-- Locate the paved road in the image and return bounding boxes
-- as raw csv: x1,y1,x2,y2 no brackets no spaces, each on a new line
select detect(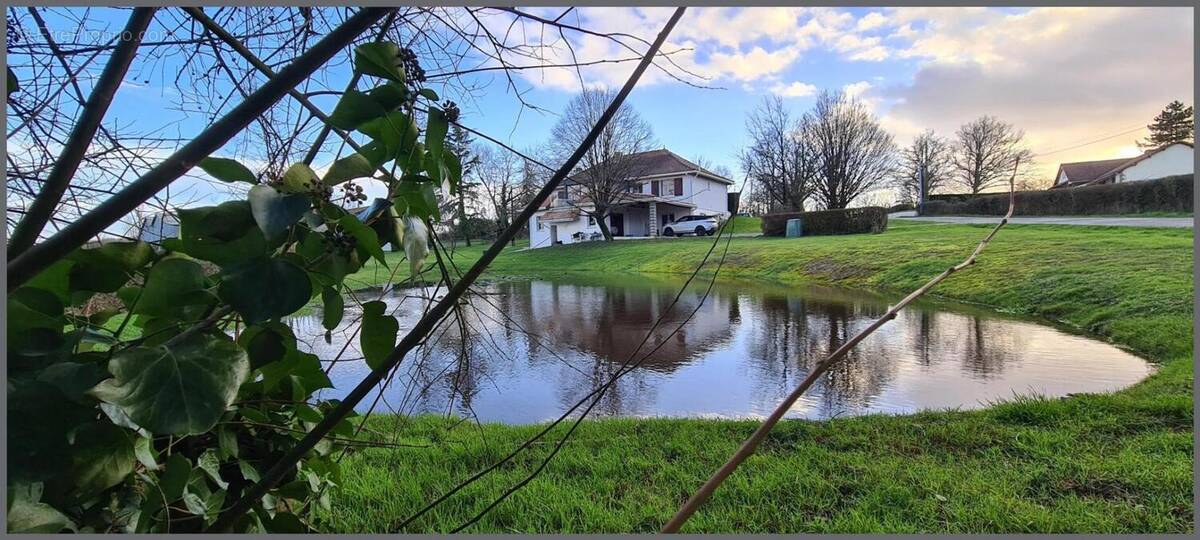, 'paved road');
889,211,1193,228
